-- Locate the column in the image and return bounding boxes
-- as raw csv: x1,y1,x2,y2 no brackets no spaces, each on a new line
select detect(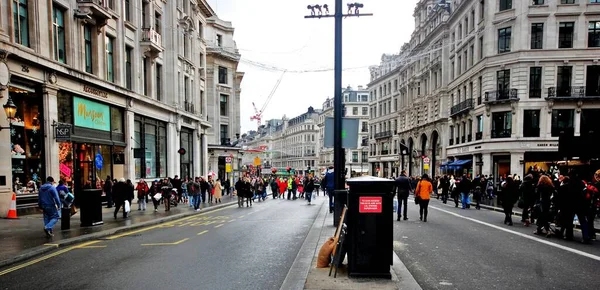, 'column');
574,109,581,136
201,133,208,176
0,88,11,218
42,85,59,181
125,110,135,180
481,153,492,177
472,154,478,176
168,121,178,178
193,125,201,178
511,152,524,177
